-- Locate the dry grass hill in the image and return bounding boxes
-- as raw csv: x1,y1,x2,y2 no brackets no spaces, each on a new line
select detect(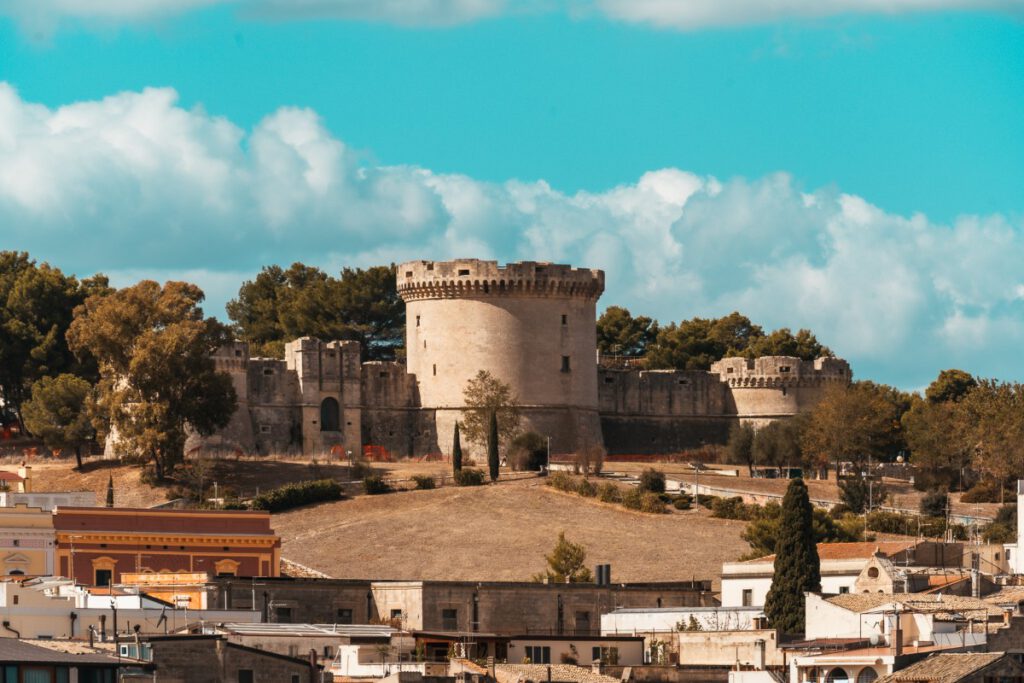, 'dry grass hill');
272,476,750,585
